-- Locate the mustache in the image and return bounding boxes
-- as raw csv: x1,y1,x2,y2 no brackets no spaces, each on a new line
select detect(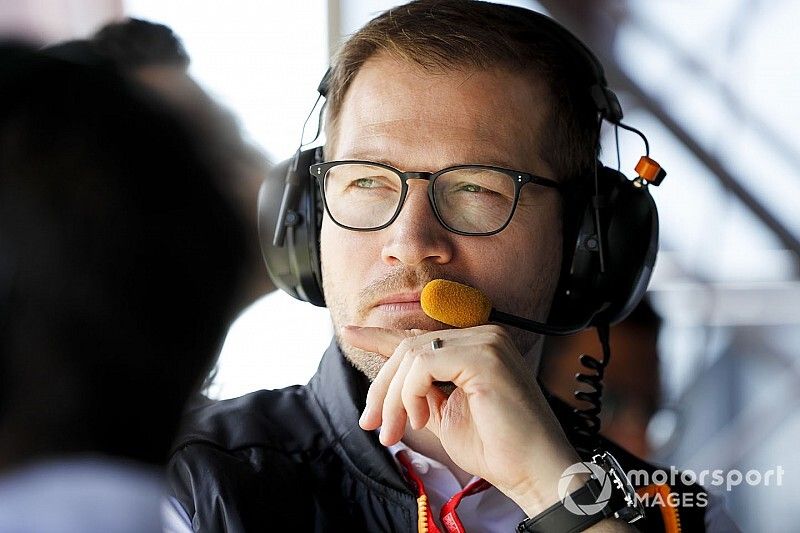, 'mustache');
356,265,472,317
